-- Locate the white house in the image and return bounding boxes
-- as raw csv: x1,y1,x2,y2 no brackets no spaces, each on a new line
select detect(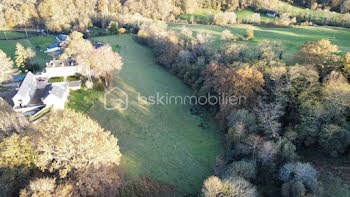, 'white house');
45,34,67,54
12,72,37,108
267,11,277,17
12,59,83,114
41,59,82,78
41,83,69,110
